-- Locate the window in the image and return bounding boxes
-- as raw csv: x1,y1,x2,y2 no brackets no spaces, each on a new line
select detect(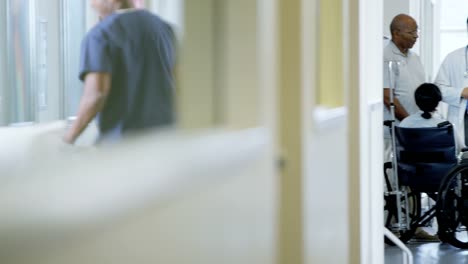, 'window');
61,0,86,118
438,0,467,63
0,0,86,124
5,0,35,123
